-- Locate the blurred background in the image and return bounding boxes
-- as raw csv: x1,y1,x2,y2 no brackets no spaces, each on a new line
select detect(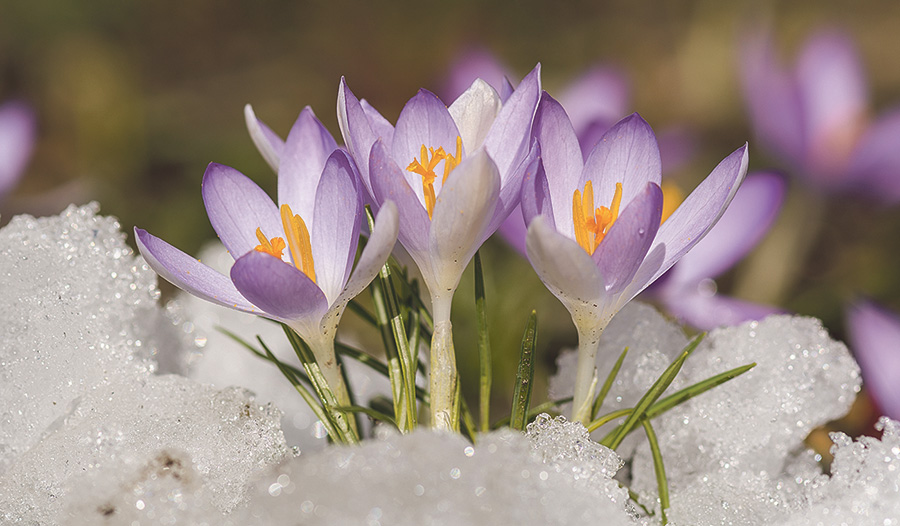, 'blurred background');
2,0,899,440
